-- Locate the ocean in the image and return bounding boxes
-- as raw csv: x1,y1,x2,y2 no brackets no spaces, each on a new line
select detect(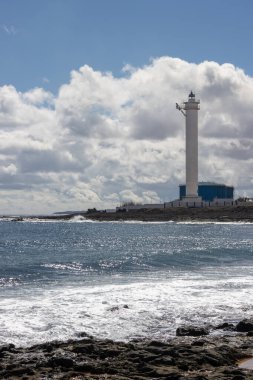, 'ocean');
0,217,252,347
